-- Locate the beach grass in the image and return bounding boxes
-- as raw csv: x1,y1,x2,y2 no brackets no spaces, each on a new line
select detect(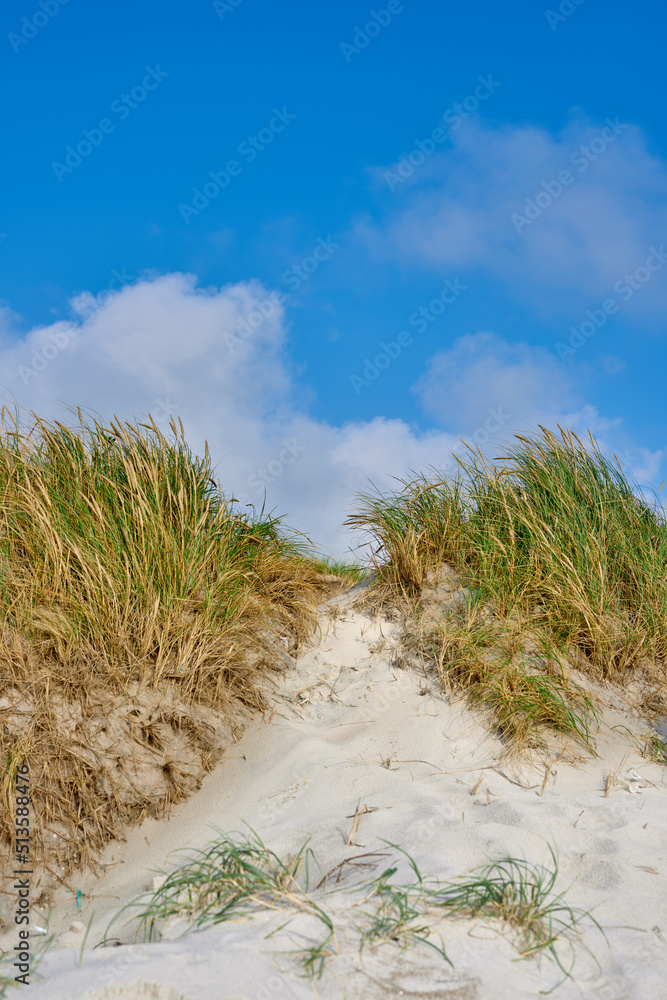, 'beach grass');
0,408,343,875
640,731,667,765
358,843,450,963
116,831,597,988
432,847,603,987
116,828,336,977
418,602,599,752
347,426,667,749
